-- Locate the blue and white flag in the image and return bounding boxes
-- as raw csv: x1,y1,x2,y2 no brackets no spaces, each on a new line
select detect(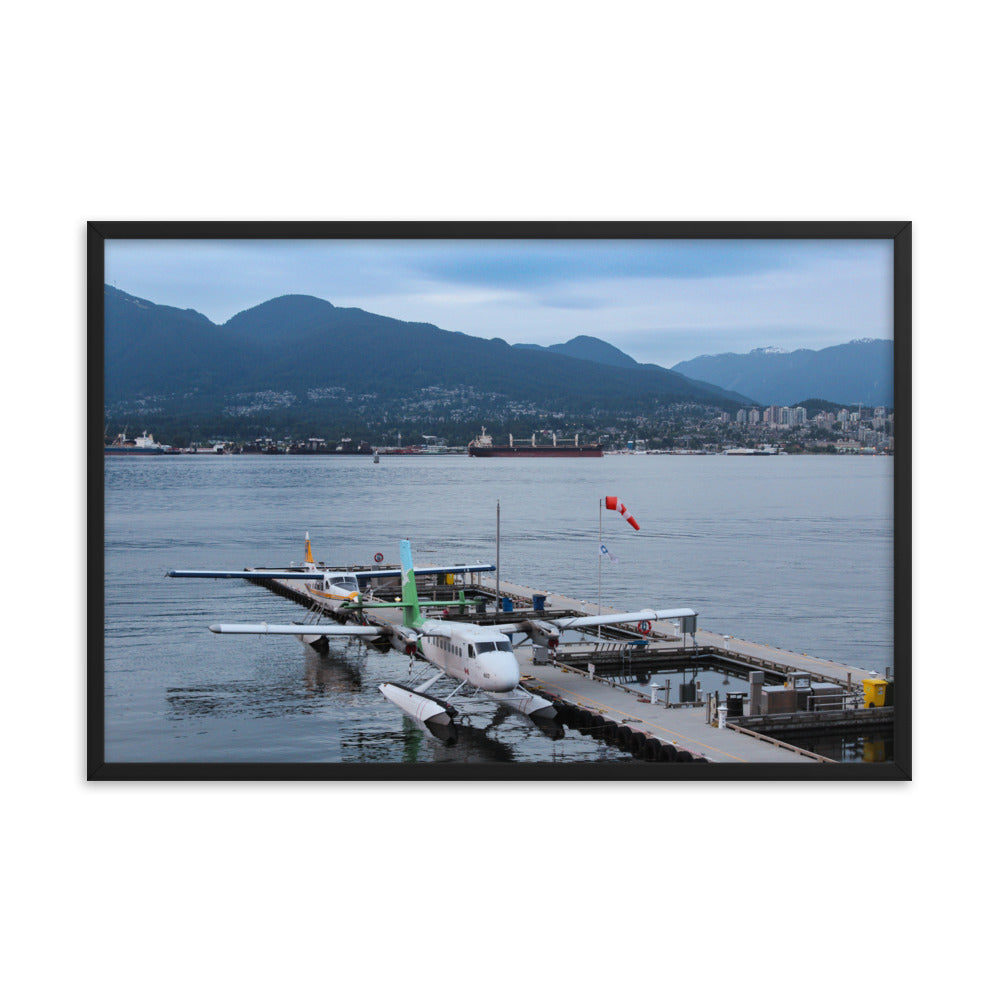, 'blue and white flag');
599,543,619,563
